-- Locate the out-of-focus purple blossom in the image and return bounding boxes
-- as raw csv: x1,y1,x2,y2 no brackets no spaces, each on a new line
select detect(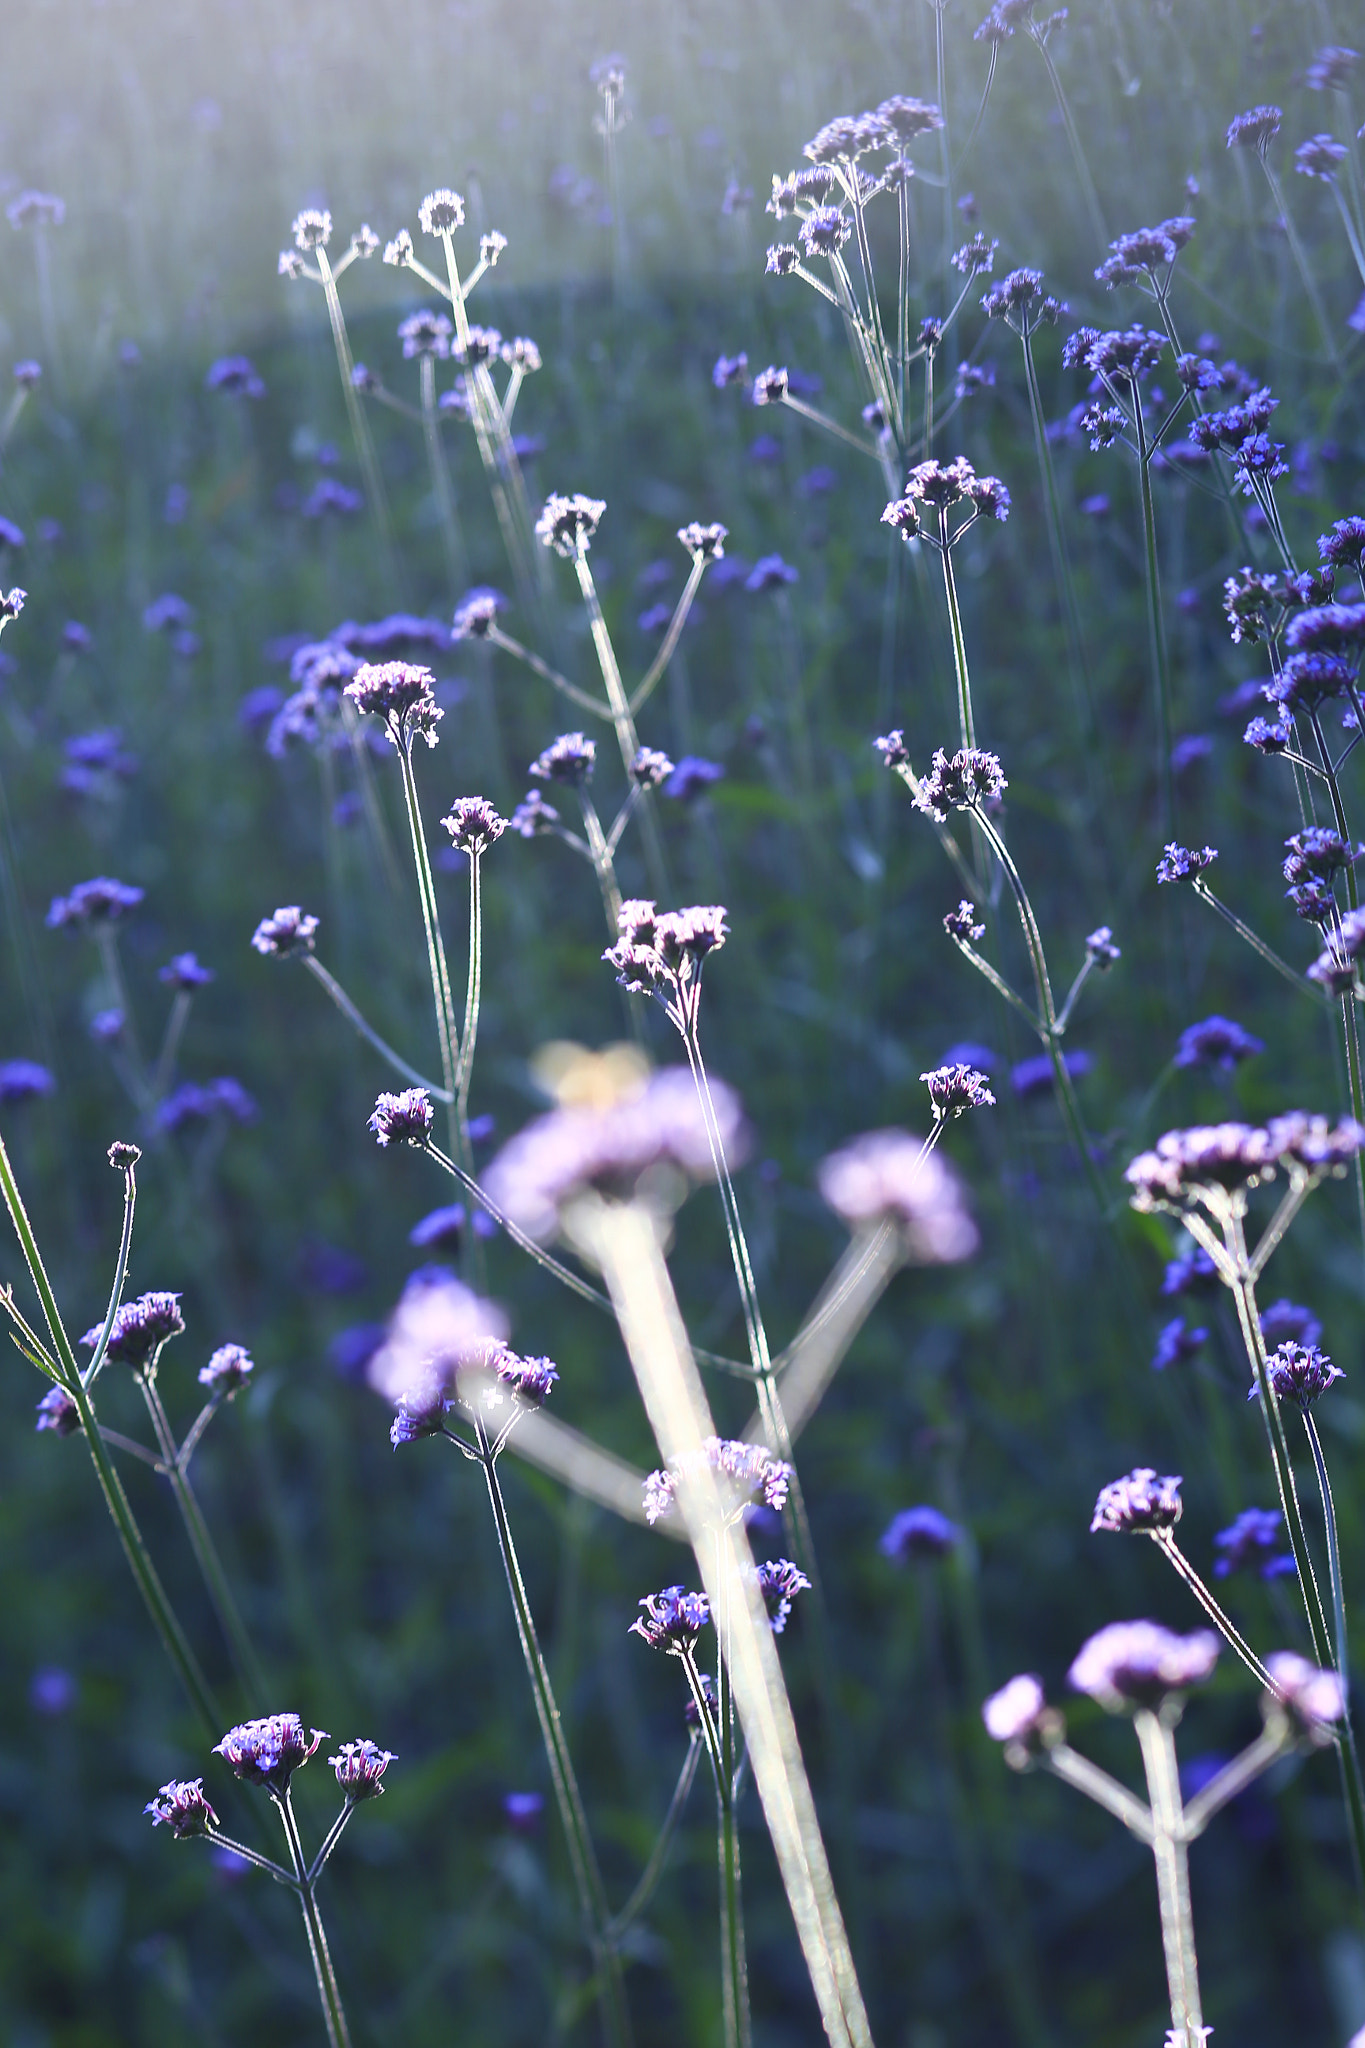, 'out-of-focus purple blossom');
1151,1317,1208,1371
943,901,986,944
6,192,65,230
1156,843,1217,884
744,554,798,593
1295,134,1348,179
1214,1508,1294,1580
630,1585,711,1651
1173,1016,1264,1070
1068,1619,1219,1711
982,1673,1050,1748
818,1129,978,1260
159,953,214,992
1162,1245,1218,1295
205,355,265,397
880,1505,961,1561
35,1386,80,1436
1308,46,1359,91
46,877,144,930
1085,926,1121,968
409,1204,466,1250
1259,1299,1322,1349
713,352,749,387
503,1790,544,1831
1091,1468,1182,1533
530,732,595,787
662,756,725,801
0,1059,54,1103
1011,1050,1092,1098
509,789,560,838
940,1040,998,1073
302,478,363,519
199,1344,254,1399
30,1665,77,1713
644,1438,791,1526
1265,1650,1345,1734
1226,105,1282,151
1171,735,1213,775
453,587,508,640
535,492,606,557
631,747,675,788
